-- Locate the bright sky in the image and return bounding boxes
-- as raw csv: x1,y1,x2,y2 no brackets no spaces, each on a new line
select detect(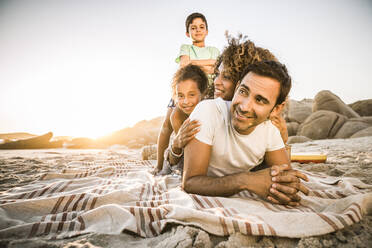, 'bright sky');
1,0,371,138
